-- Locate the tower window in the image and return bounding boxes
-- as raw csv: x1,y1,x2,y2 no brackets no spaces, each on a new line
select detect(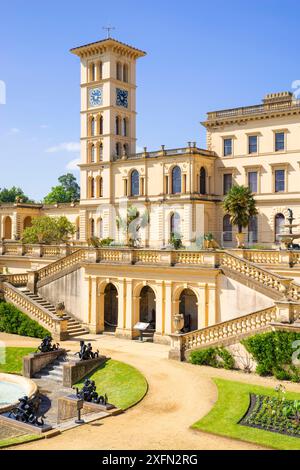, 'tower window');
123,64,129,83
99,177,103,197
91,144,96,163
200,167,206,194
171,166,181,194
131,170,140,196
123,117,128,137
99,143,103,161
99,115,103,135
91,117,96,136
117,62,122,81
116,142,121,158
115,116,121,135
